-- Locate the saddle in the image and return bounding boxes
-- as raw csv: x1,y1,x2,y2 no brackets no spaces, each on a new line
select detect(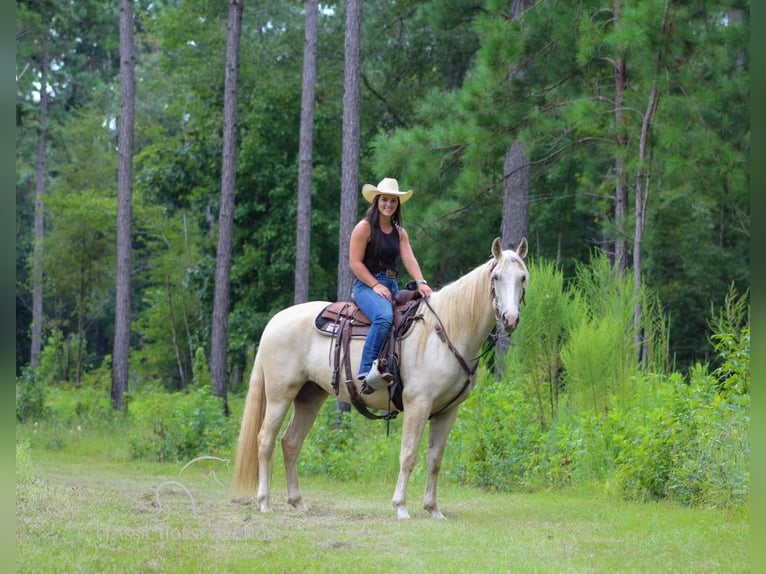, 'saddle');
313,289,424,419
